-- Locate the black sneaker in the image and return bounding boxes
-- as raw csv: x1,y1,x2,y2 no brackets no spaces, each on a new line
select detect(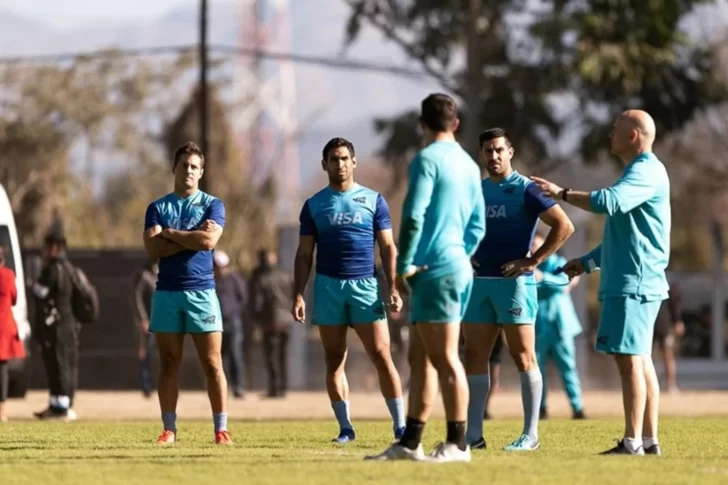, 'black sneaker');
469,437,487,450
572,409,587,420
600,440,645,455
33,406,68,420
539,408,548,420
644,444,662,456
